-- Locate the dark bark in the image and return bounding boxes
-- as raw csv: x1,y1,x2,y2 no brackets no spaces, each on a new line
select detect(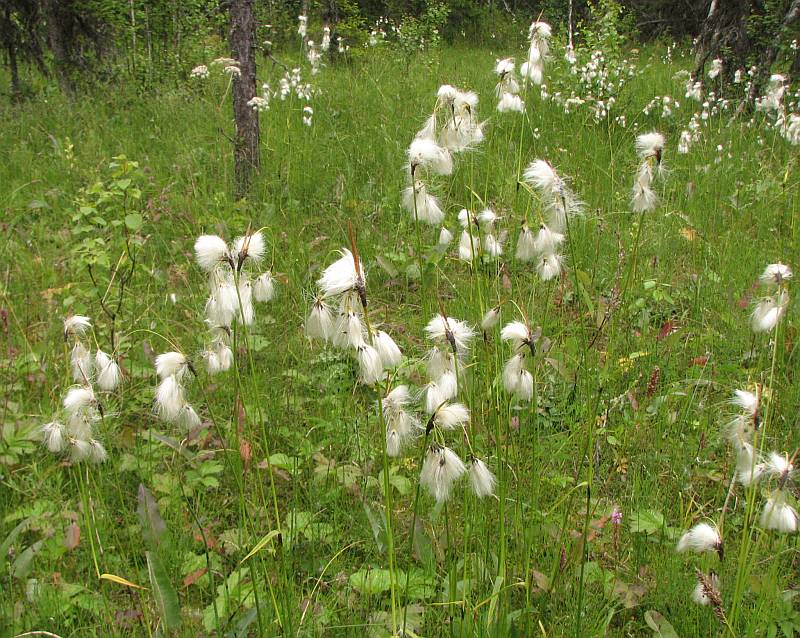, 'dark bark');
692,0,752,81
737,0,800,114
229,0,260,198
43,0,75,94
